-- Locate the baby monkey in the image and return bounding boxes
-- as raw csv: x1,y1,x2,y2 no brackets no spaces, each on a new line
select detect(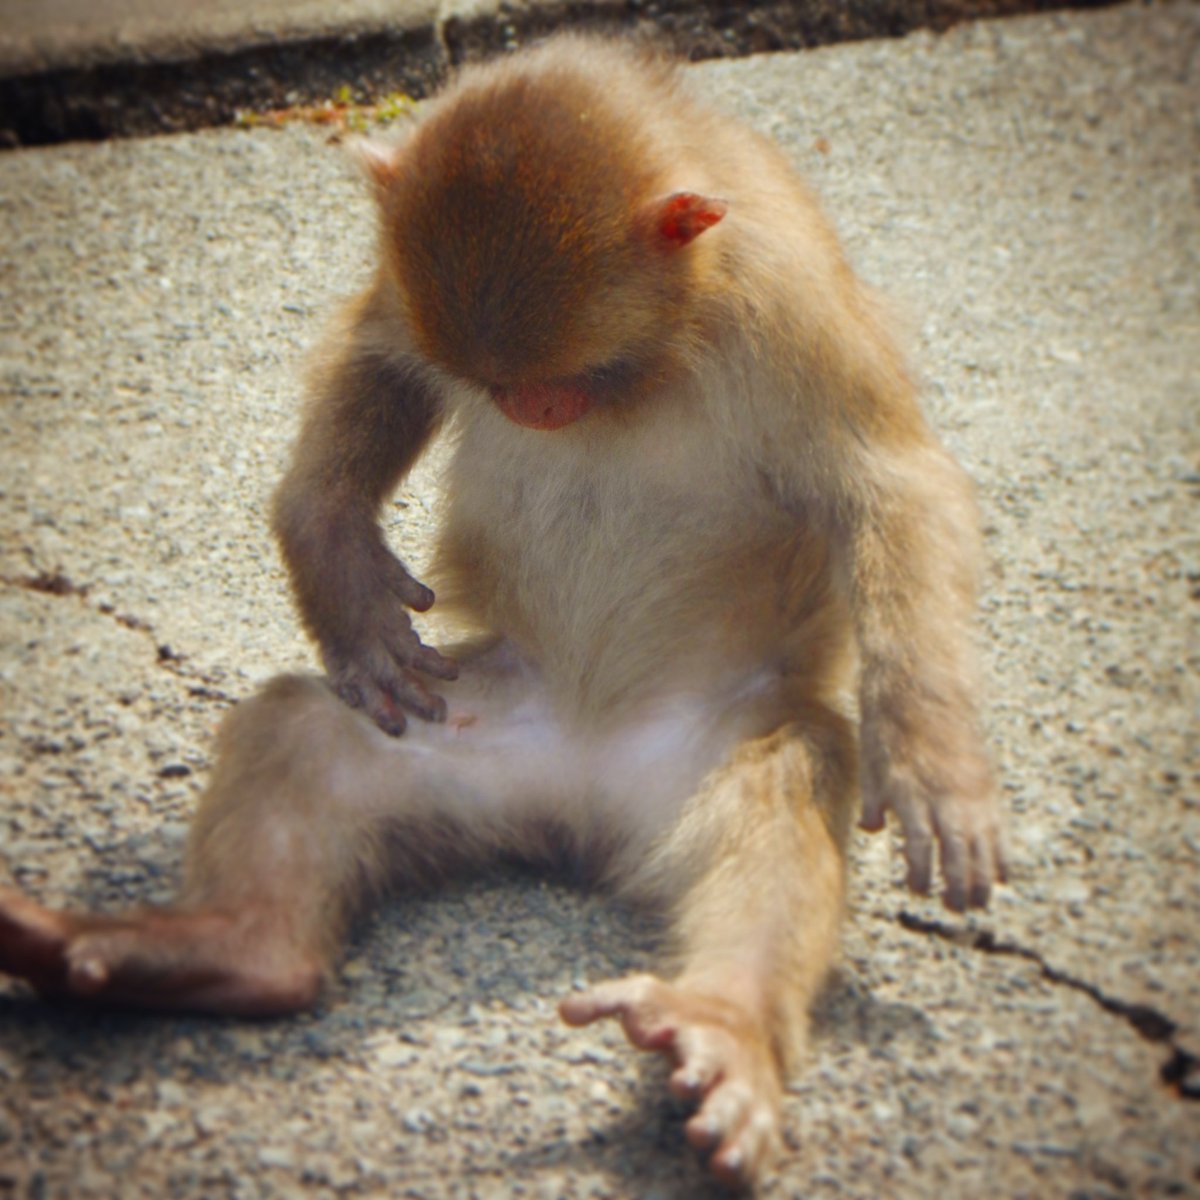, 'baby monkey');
0,36,1006,1189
